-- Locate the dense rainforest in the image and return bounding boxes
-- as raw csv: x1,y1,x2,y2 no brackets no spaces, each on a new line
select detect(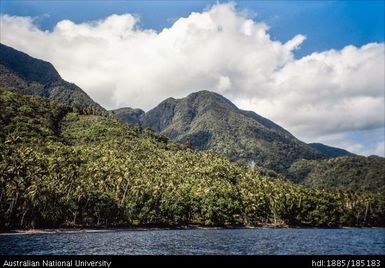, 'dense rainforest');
287,156,385,193
1,88,384,231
